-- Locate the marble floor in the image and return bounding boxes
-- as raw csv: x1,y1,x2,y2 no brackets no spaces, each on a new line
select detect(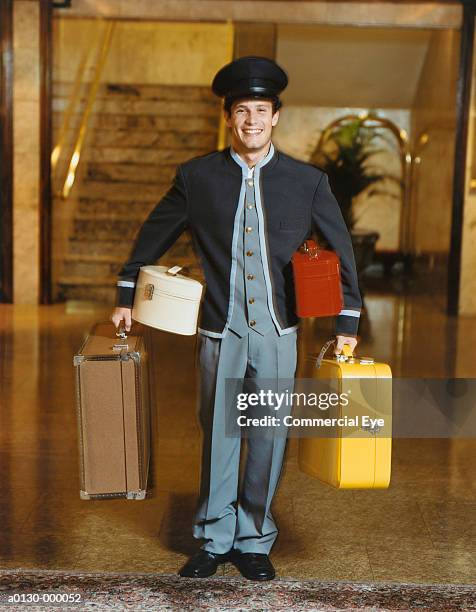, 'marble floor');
0,276,475,585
